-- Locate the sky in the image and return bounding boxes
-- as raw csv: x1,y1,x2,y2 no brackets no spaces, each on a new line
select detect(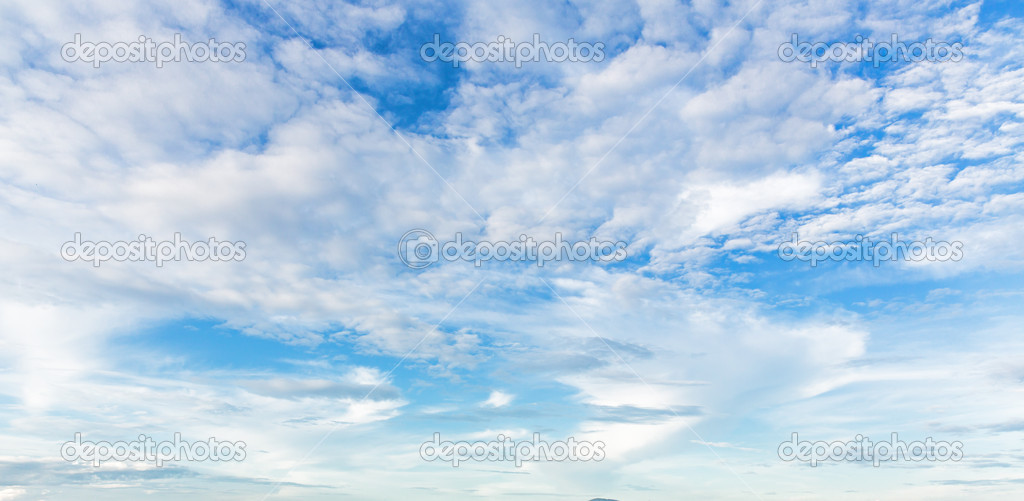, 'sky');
1,0,1023,499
